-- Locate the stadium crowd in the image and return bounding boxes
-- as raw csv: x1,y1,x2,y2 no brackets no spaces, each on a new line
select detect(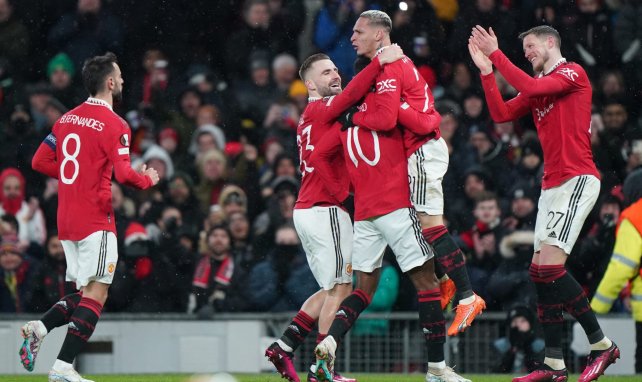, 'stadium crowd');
0,0,641,326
